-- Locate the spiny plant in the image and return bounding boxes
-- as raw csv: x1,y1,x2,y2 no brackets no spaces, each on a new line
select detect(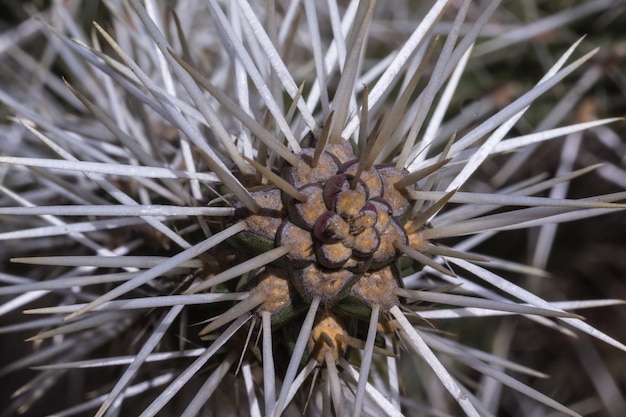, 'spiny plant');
1,1,625,416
